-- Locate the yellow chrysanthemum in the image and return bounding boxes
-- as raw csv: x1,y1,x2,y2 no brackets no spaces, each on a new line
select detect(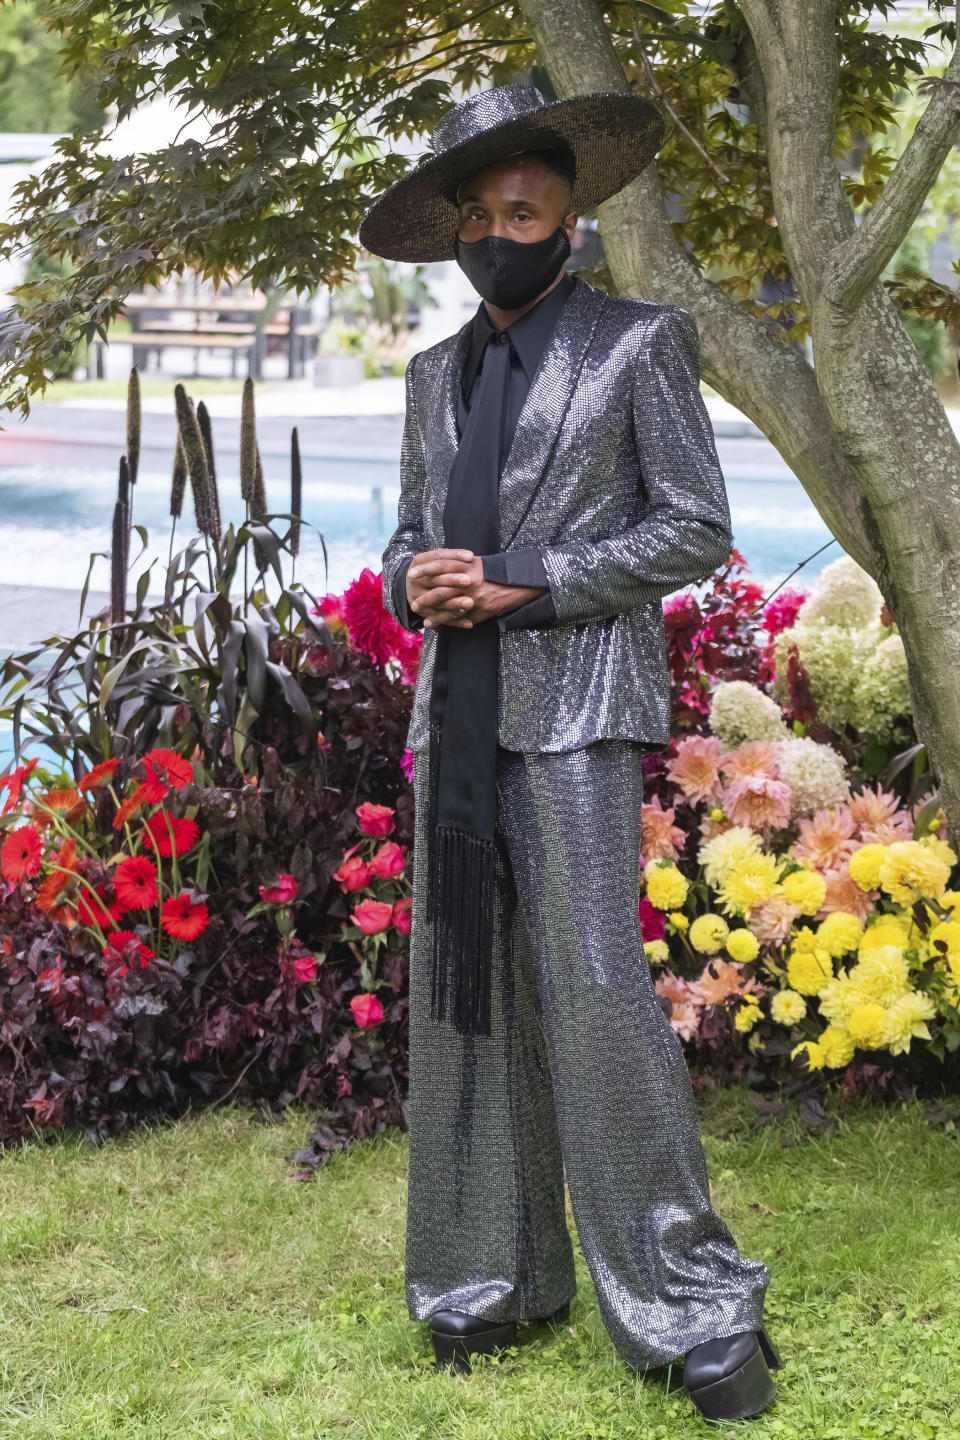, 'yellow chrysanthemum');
698,826,762,888
787,947,834,996
847,1001,889,1049
848,844,887,892
920,835,958,870
791,1038,824,1070
734,999,763,1034
817,974,871,1026
668,911,689,932
770,988,807,1025
645,939,670,965
726,928,760,965
816,911,864,958
689,913,730,955
928,920,960,958
884,990,937,1056
877,840,951,906
790,925,821,957
780,868,828,917
940,891,960,913
859,914,911,957
851,946,910,1006
817,1024,857,1069
718,853,782,917
646,863,690,911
